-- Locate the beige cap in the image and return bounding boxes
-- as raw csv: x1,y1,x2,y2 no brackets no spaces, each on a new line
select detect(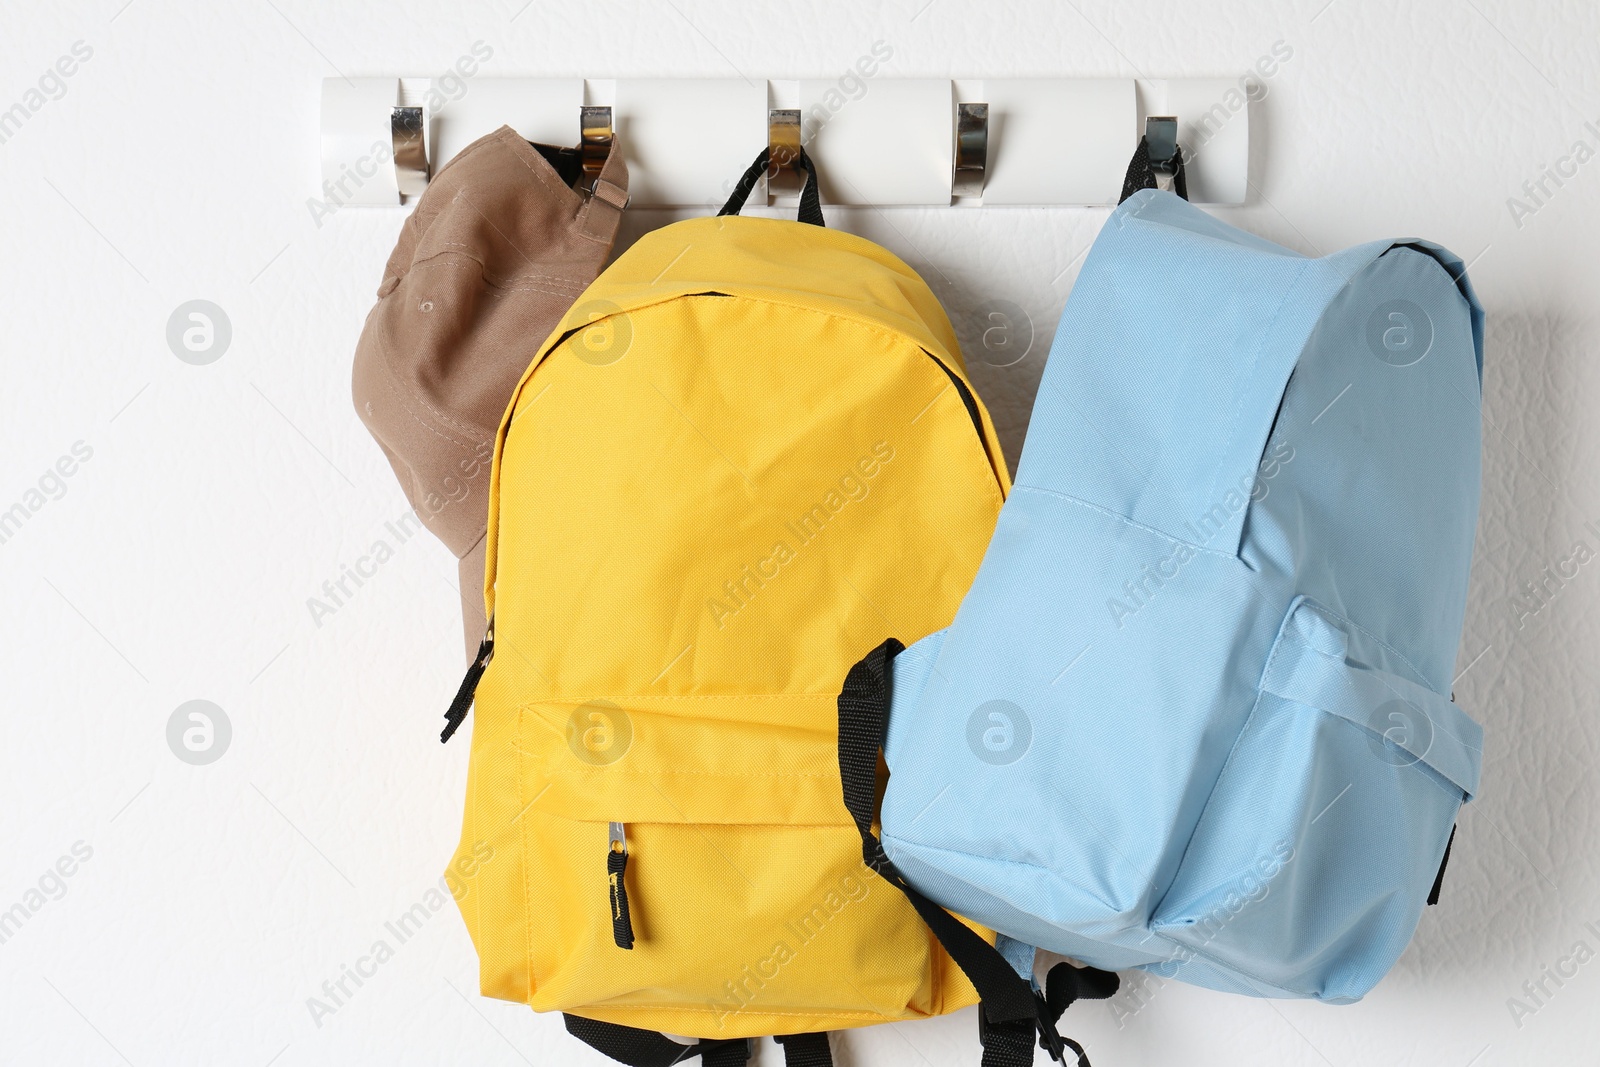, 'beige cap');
352,126,628,659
